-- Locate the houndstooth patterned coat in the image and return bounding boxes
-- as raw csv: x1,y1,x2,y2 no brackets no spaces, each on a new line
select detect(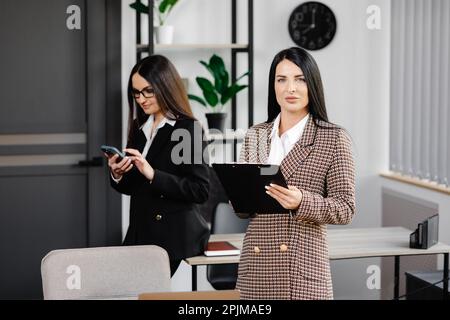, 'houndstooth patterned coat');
235,116,355,300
